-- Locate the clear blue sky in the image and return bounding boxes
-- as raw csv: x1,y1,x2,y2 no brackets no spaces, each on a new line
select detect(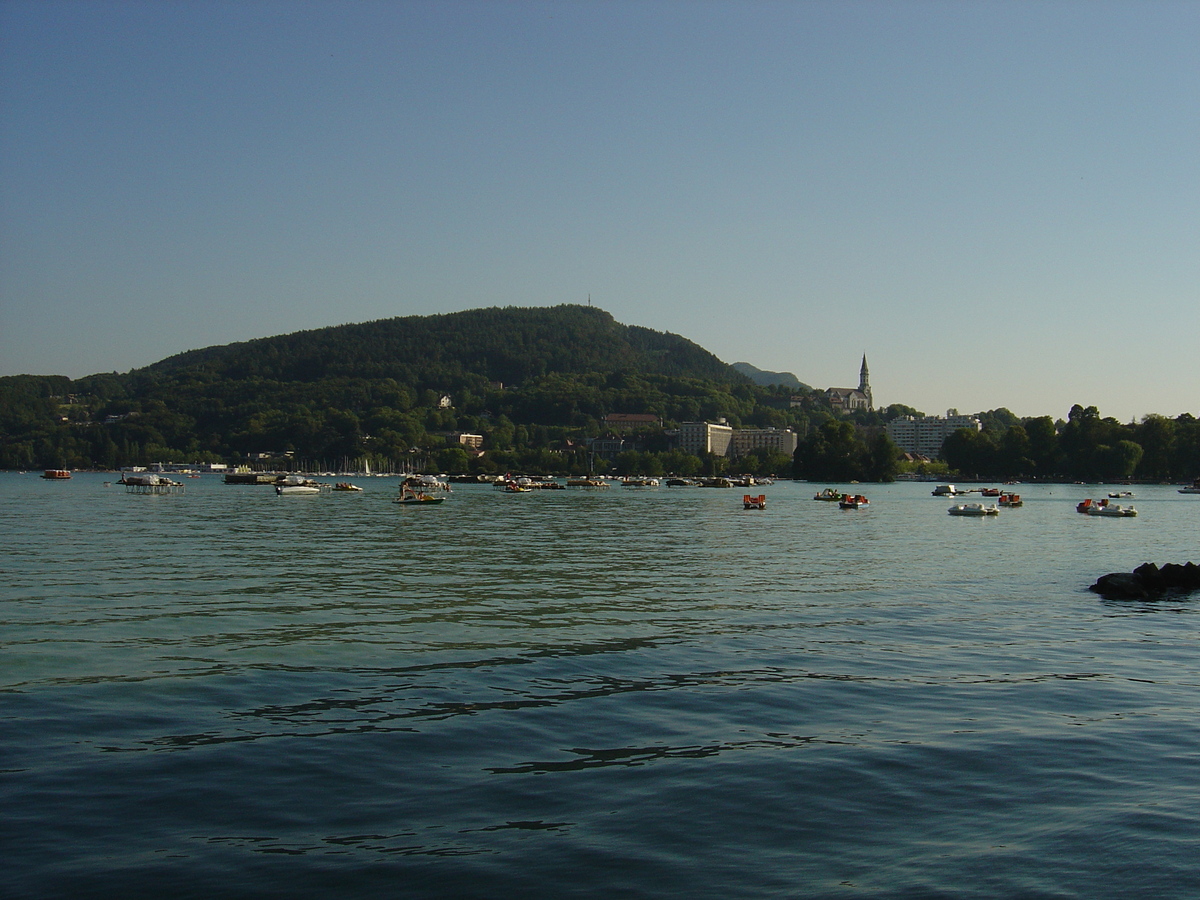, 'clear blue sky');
2,0,1196,422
